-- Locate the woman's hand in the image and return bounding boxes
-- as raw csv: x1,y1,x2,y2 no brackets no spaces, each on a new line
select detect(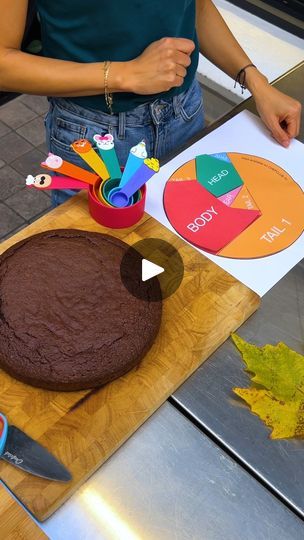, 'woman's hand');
246,70,302,148
123,37,195,95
